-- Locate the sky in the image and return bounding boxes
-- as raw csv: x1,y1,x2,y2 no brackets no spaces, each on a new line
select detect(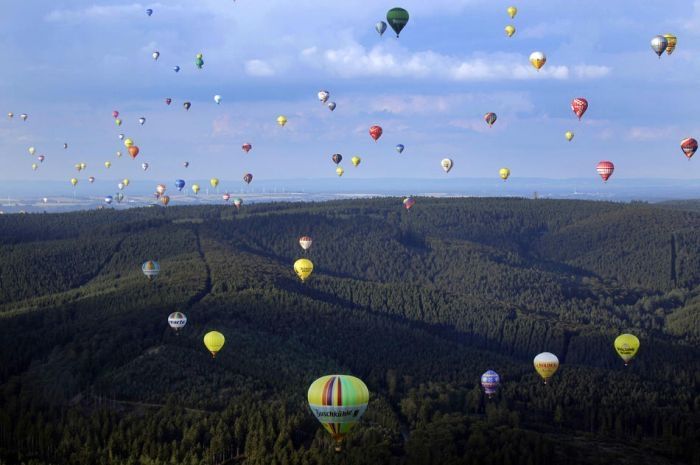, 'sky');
1,0,700,186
